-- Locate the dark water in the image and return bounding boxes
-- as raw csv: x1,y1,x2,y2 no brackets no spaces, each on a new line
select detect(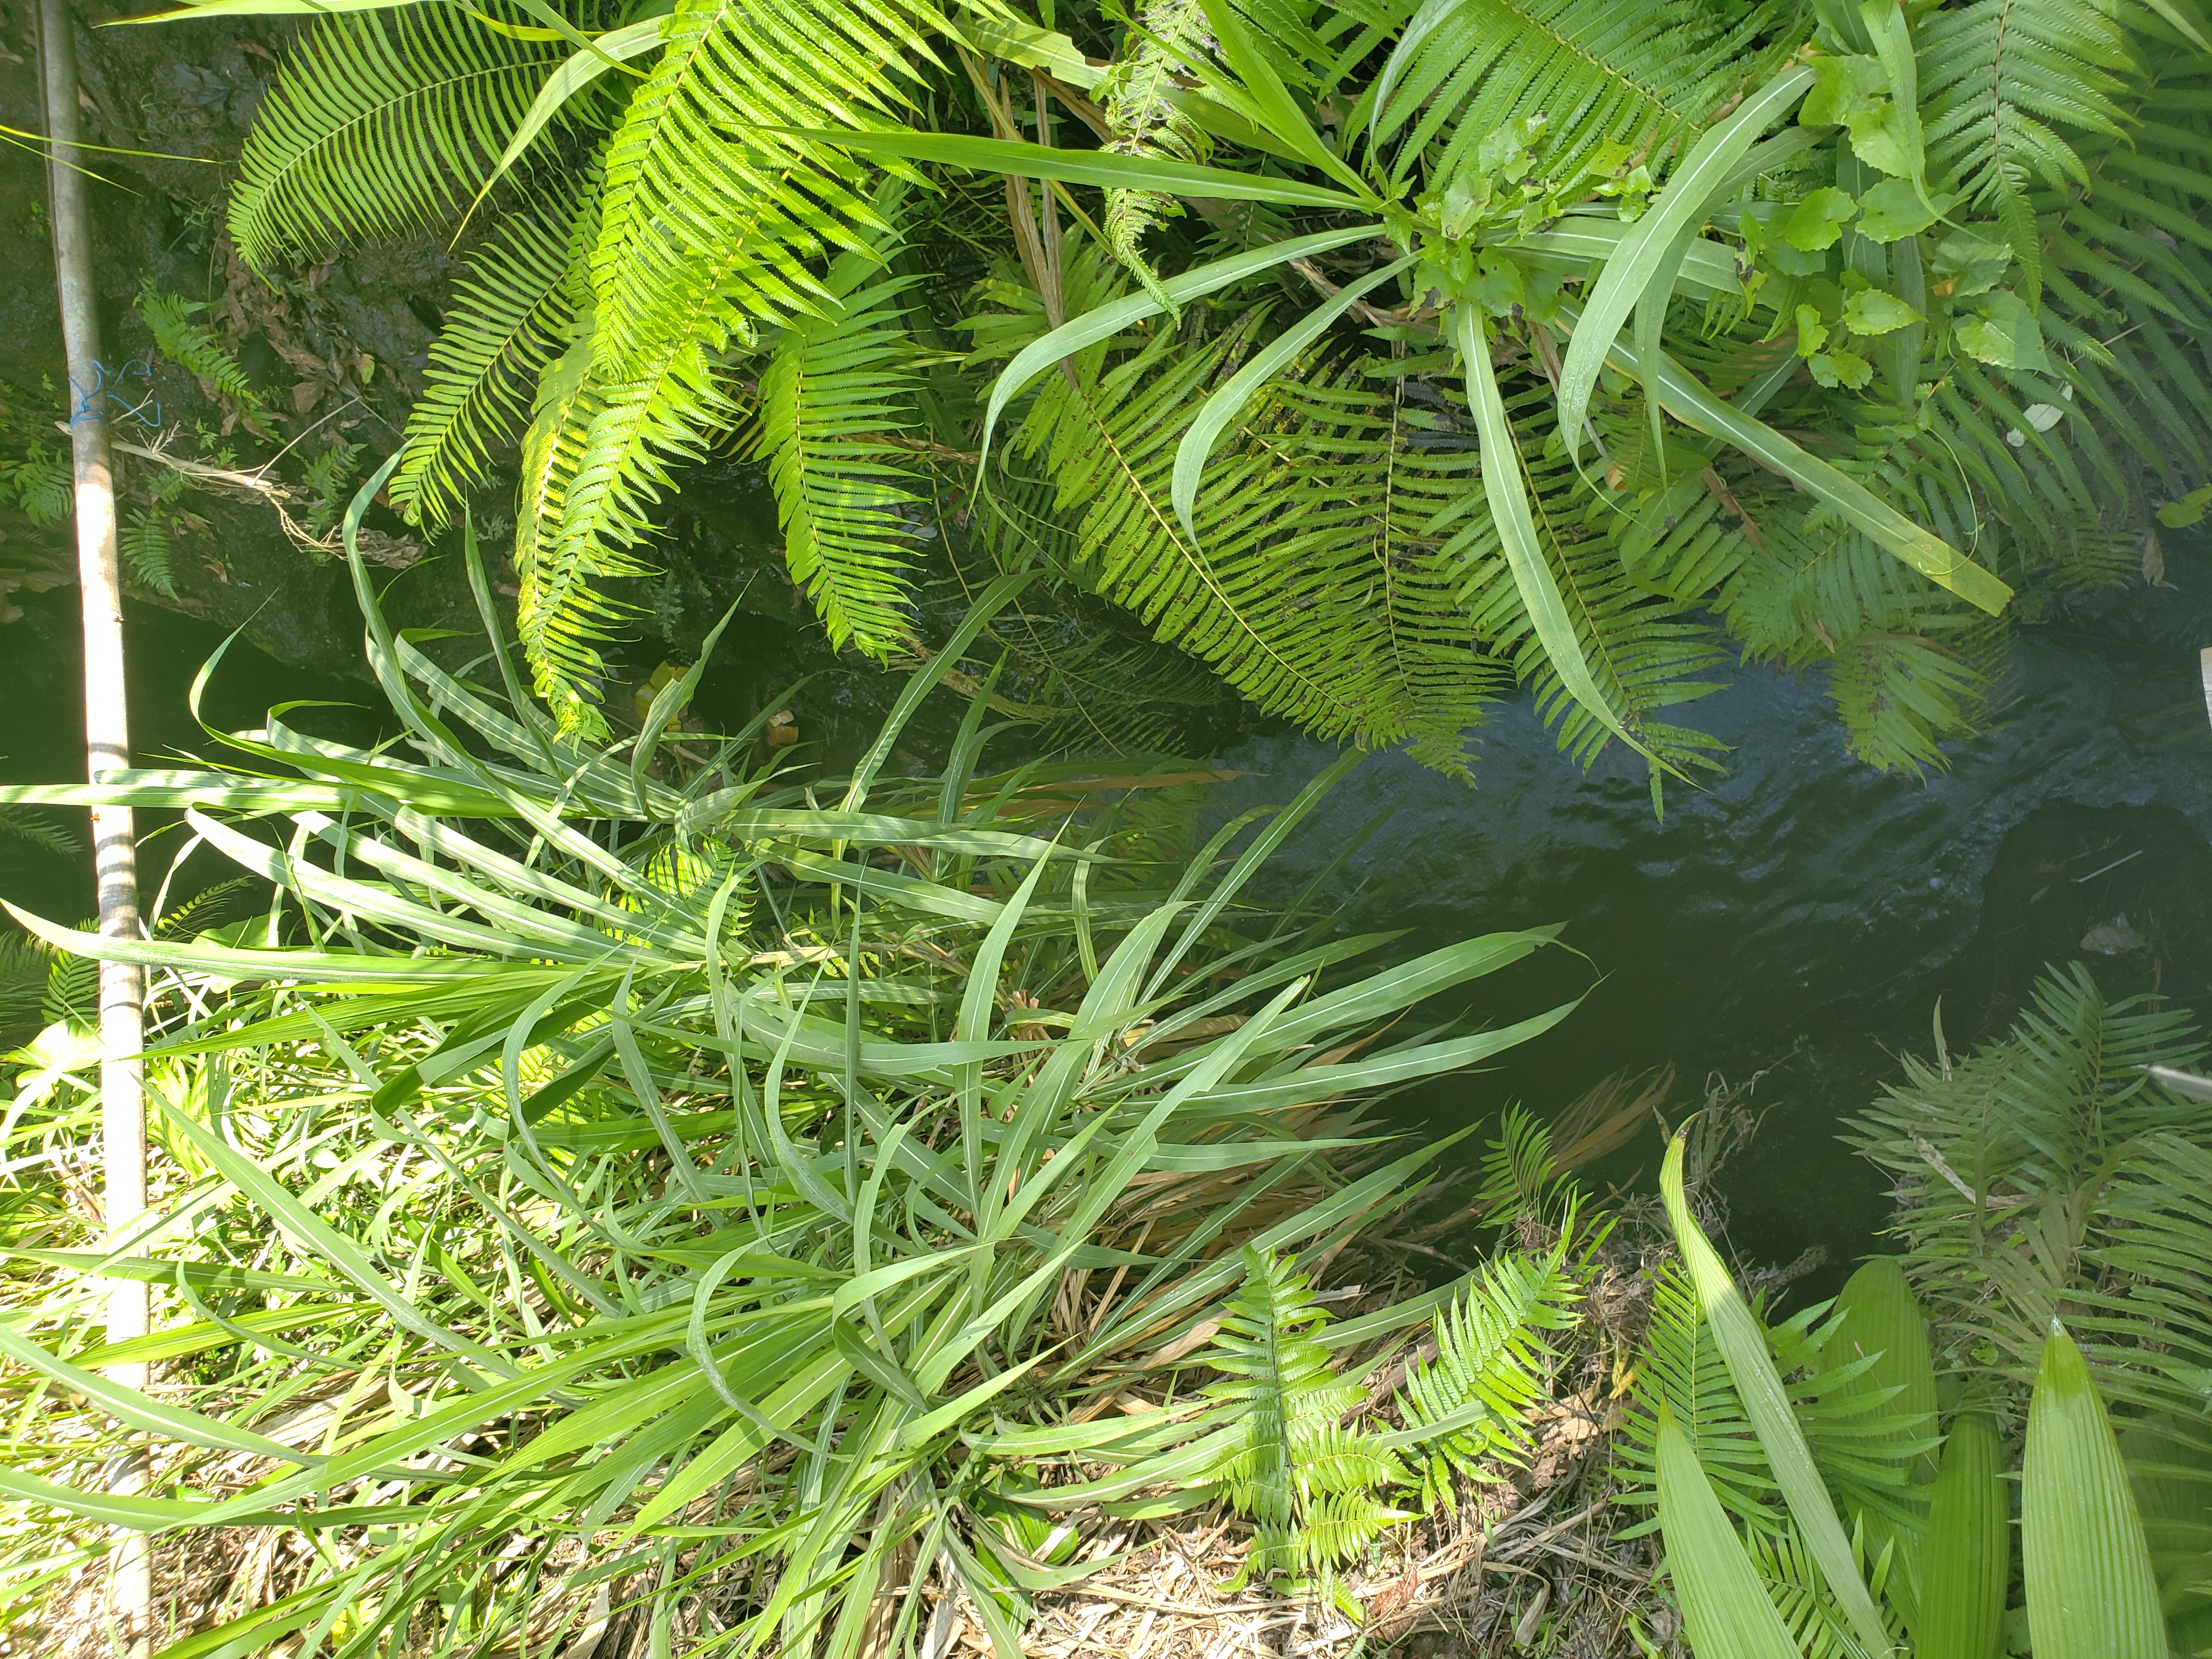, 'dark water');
1214,537,2212,1293
9,543,2212,1290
